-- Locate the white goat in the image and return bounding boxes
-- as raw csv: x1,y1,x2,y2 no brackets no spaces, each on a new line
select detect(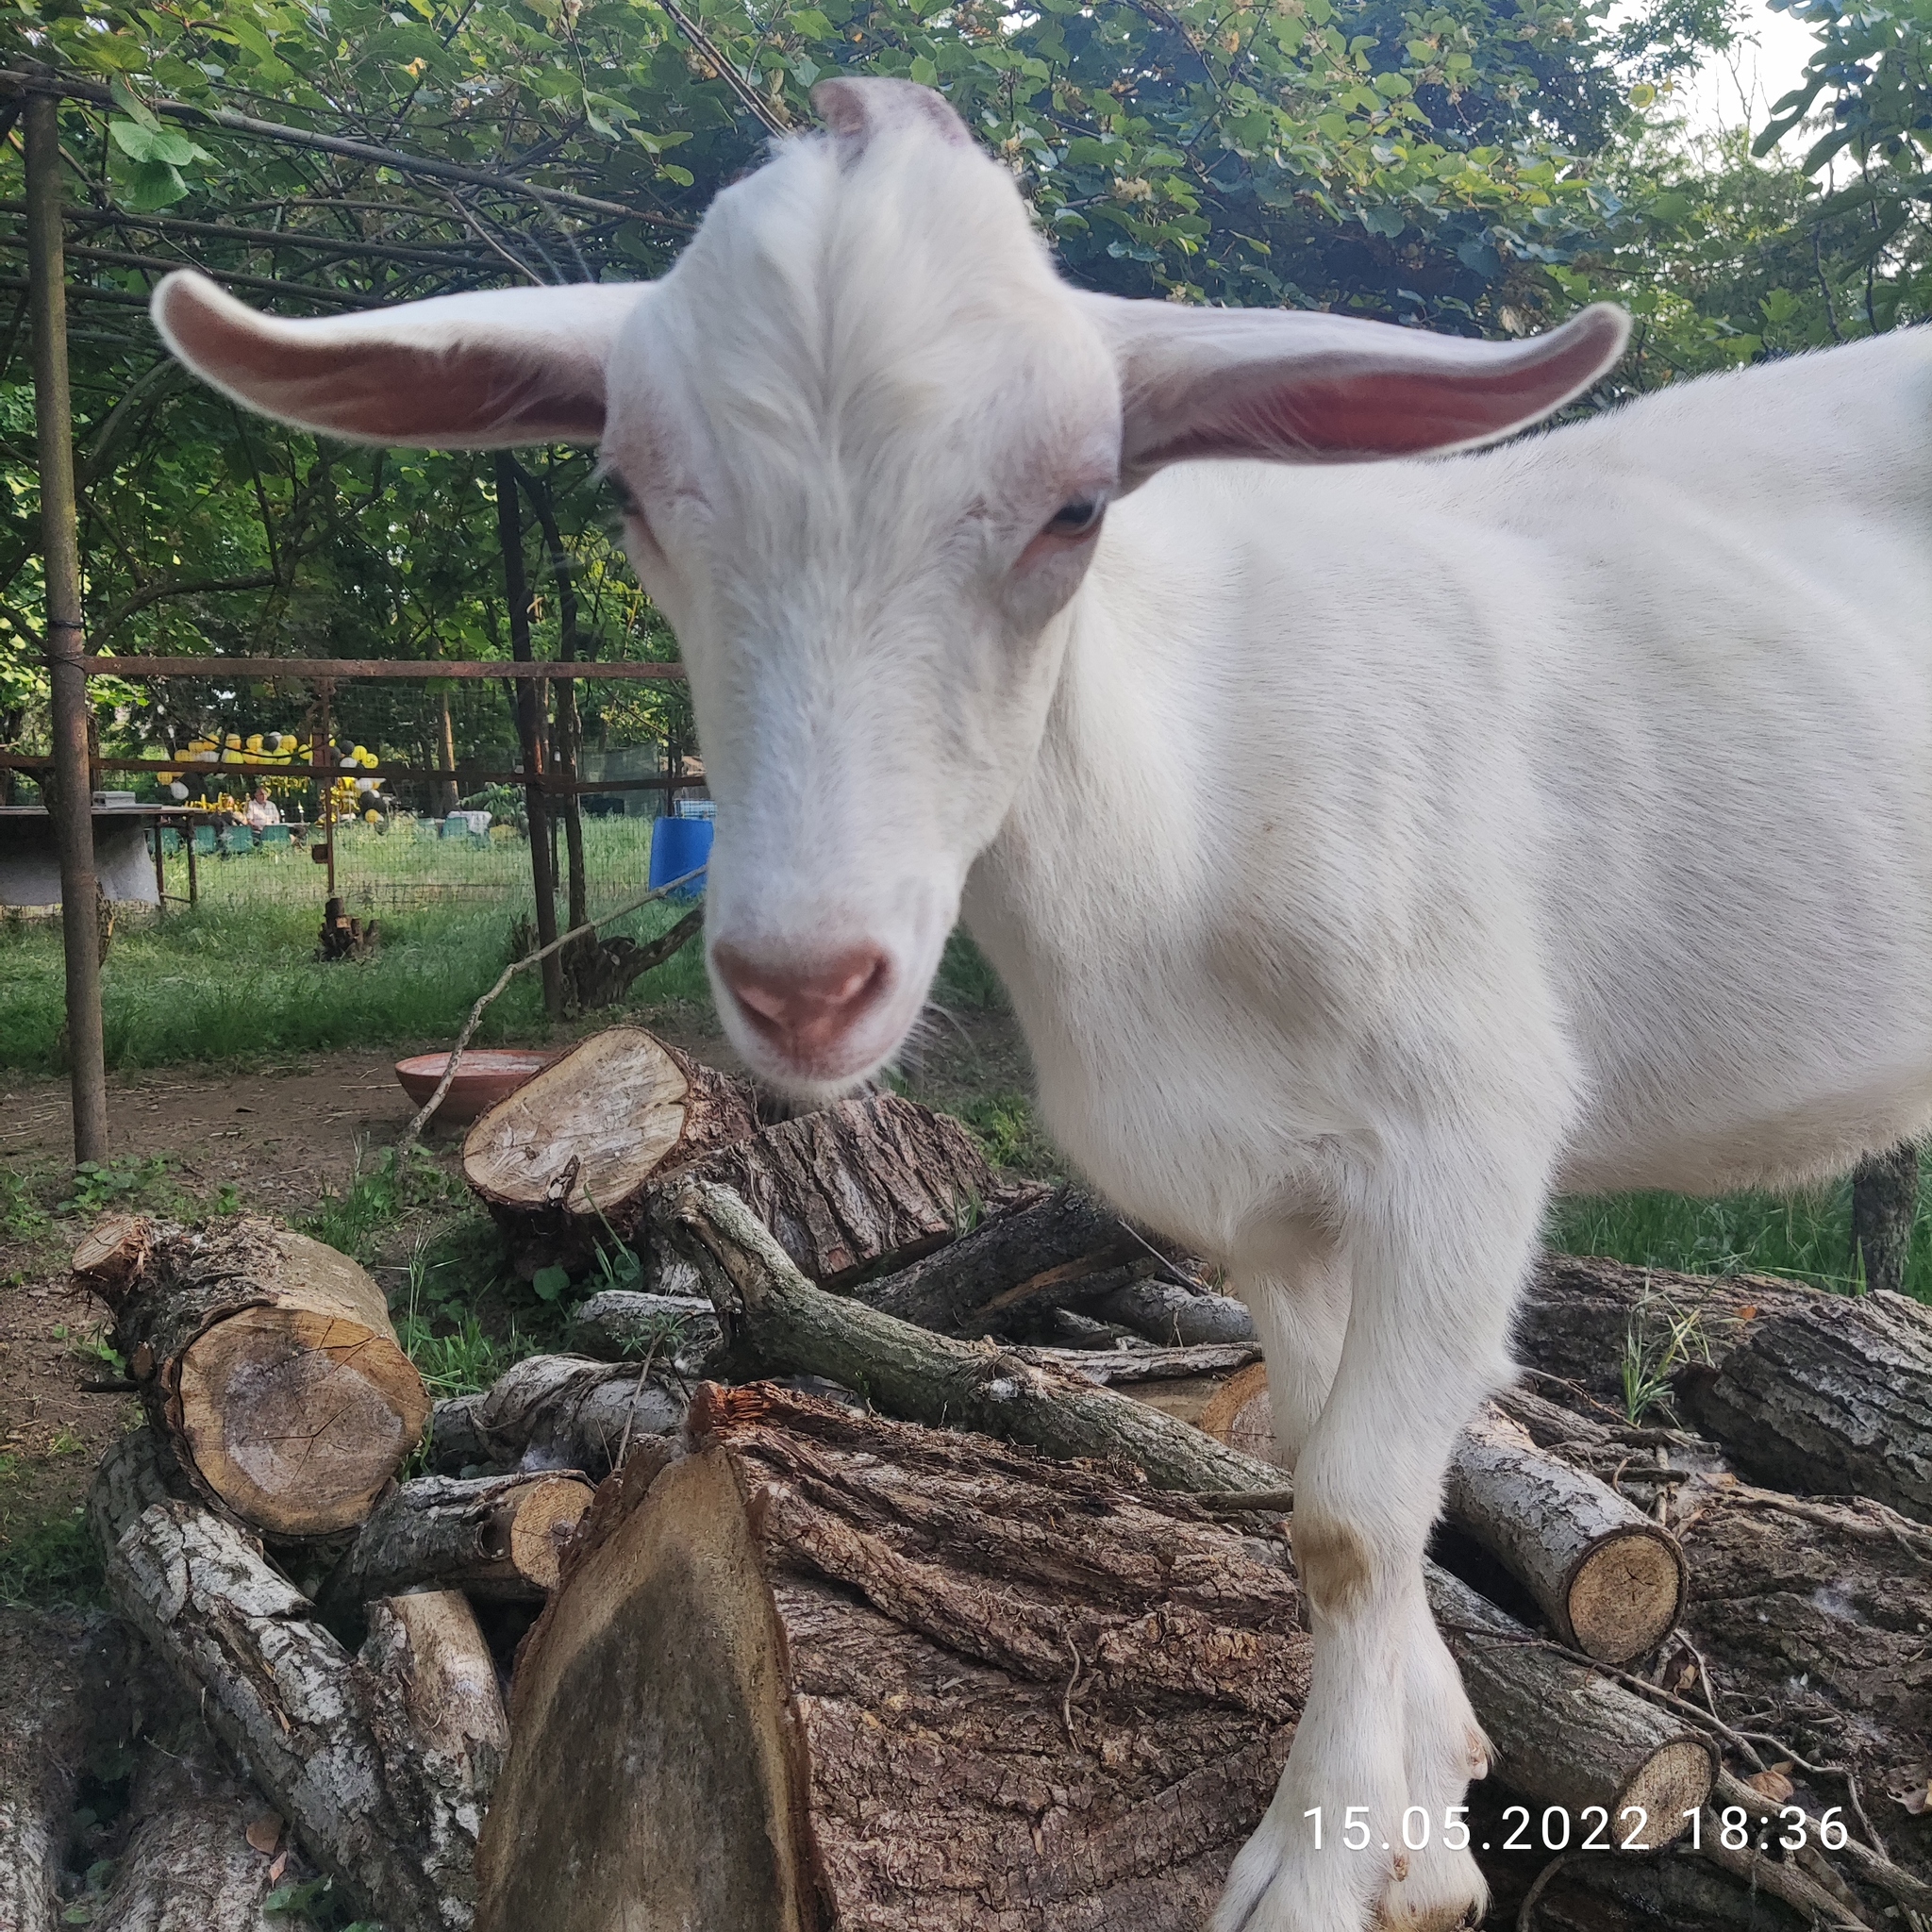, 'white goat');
155,76,1932,1932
